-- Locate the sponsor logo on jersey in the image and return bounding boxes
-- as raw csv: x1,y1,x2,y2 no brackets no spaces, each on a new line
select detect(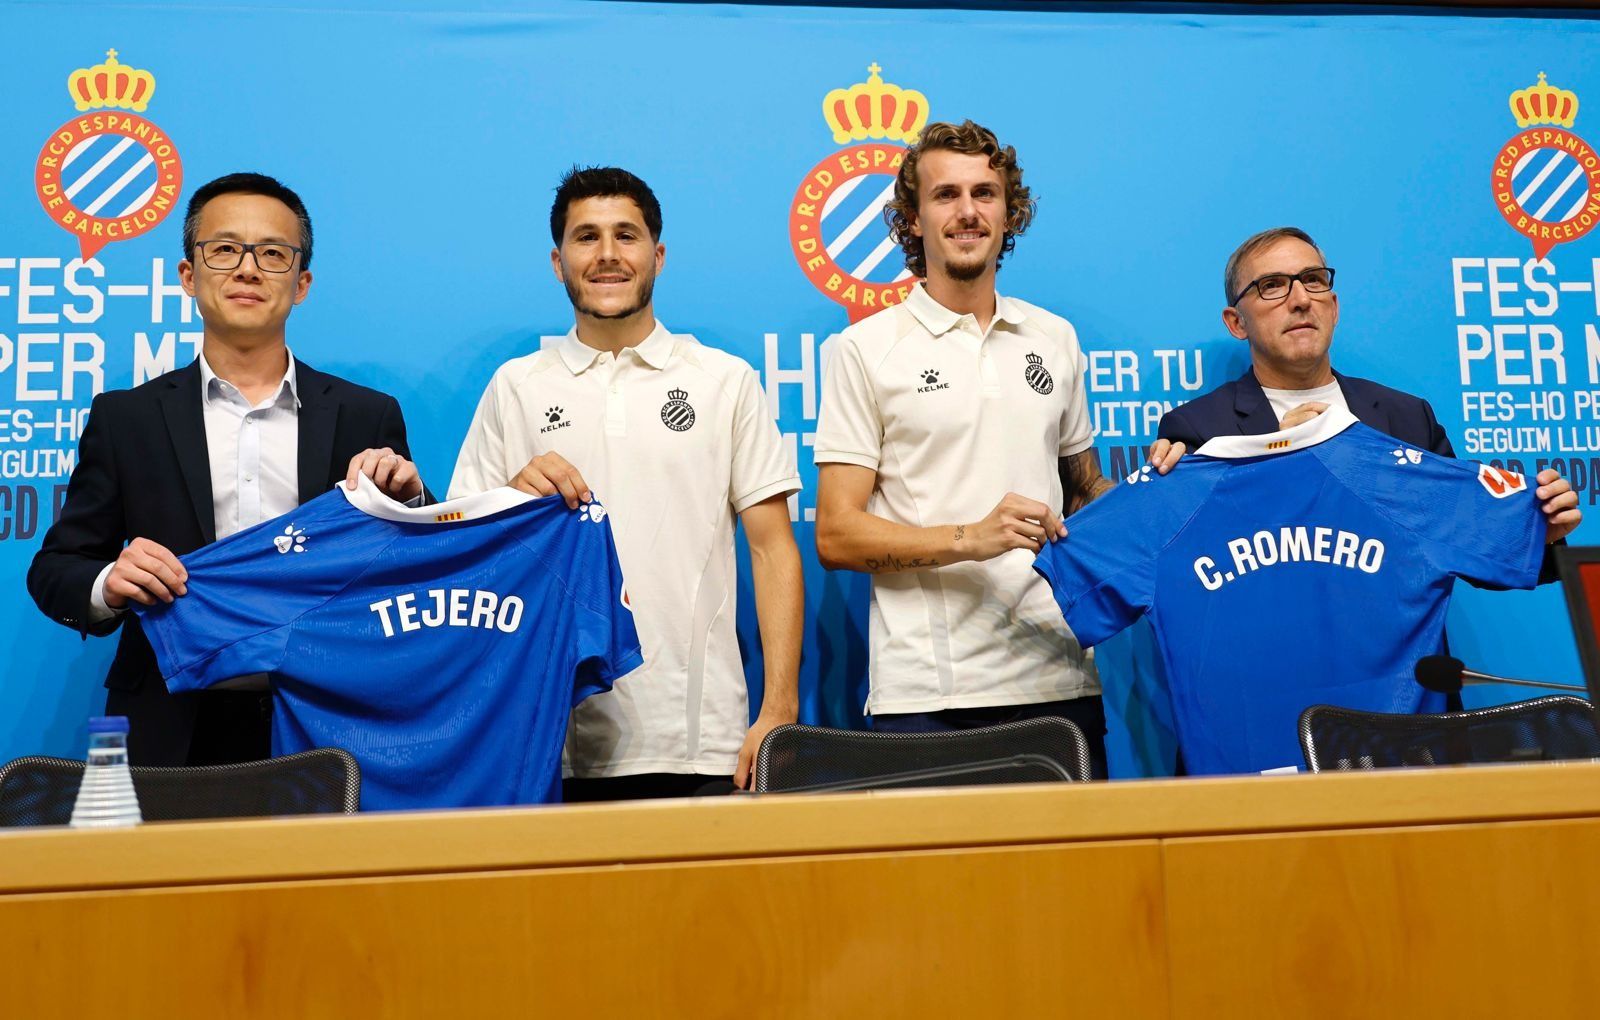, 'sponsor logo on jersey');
916,368,948,393
1392,447,1423,465
788,64,929,322
1492,72,1600,259
1193,526,1385,591
1125,464,1154,485
540,405,573,434
578,501,608,523
661,389,696,431
273,525,307,554
33,50,184,261
1478,463,1528,498
1024,353,1054,395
